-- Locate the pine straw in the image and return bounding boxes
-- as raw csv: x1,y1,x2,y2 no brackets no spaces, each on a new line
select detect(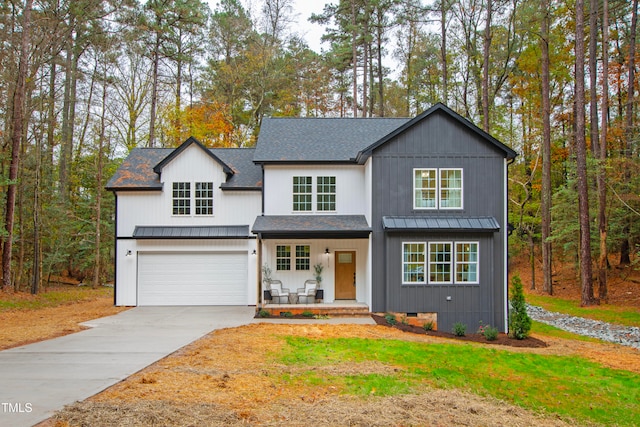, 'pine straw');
0,294,128,350
50,324,611,427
